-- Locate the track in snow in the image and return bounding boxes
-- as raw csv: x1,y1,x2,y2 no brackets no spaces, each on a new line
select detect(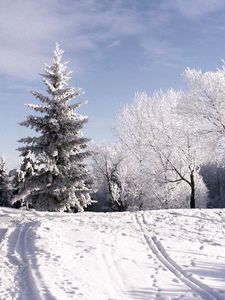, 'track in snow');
3,220,56,300
99,217,129,297
135,212,223,300
0,224,20,300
